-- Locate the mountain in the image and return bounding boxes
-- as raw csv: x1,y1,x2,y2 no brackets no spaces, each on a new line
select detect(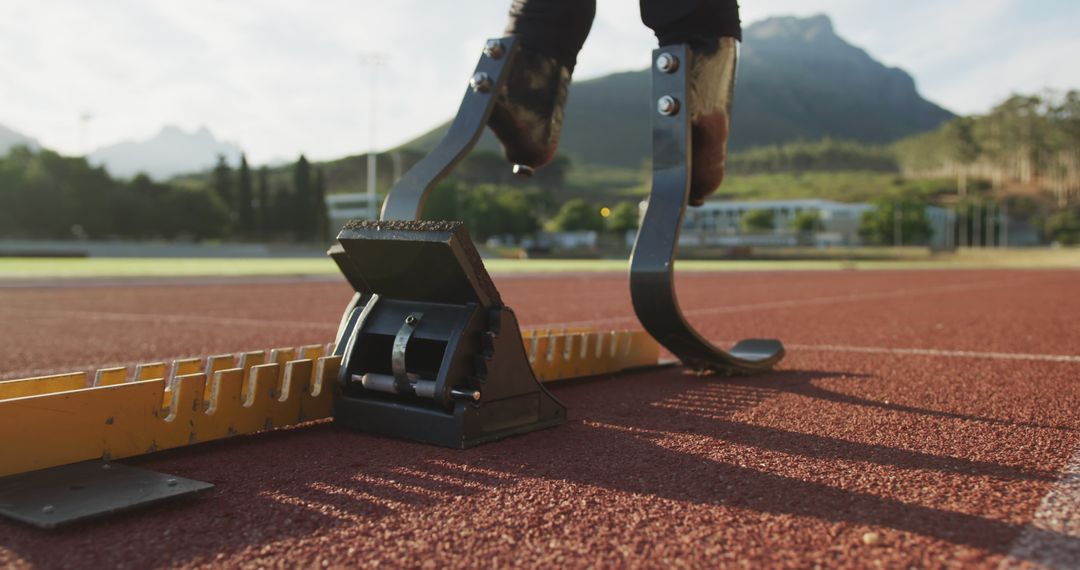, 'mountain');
403,14,953,169
733,15,953,149
89,126,242,180
0,123,40,154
